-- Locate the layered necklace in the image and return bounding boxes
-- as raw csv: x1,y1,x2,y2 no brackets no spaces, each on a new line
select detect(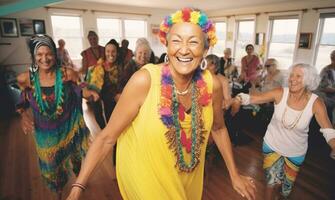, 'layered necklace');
32,67,64,119
281,92,307,129
159,64,211,172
